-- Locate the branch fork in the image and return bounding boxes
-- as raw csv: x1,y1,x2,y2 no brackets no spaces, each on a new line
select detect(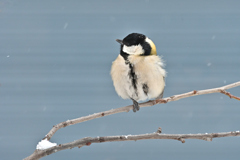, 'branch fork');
24,81,240,160
220,89,240,100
